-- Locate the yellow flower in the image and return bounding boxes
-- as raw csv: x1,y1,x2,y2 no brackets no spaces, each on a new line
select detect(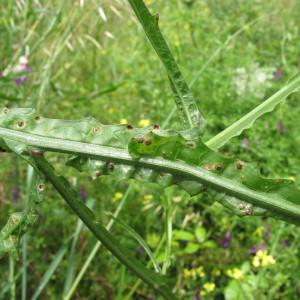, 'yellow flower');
227,268,244,280
252,250,276,268
143,194,153,205
144,0,153,5
253,226,264,237
252,256,260,267
203,282,215,293
138,119,150,127
196,266,205,278
120,118,128,125
112,192,123,203
183,267,200,279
